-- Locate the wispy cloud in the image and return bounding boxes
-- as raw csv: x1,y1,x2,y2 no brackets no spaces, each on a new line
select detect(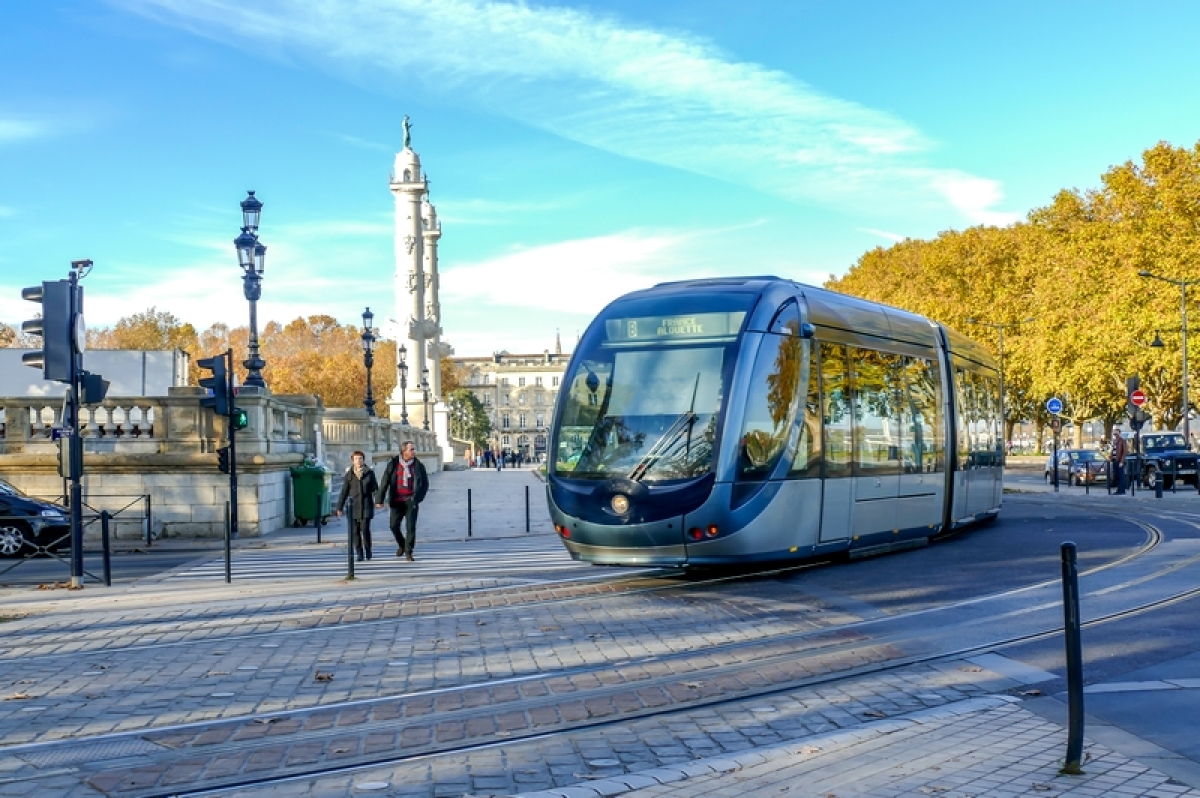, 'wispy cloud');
112,0,1020,225
328,132,393,153
859,228,907,244
0,117,45,144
